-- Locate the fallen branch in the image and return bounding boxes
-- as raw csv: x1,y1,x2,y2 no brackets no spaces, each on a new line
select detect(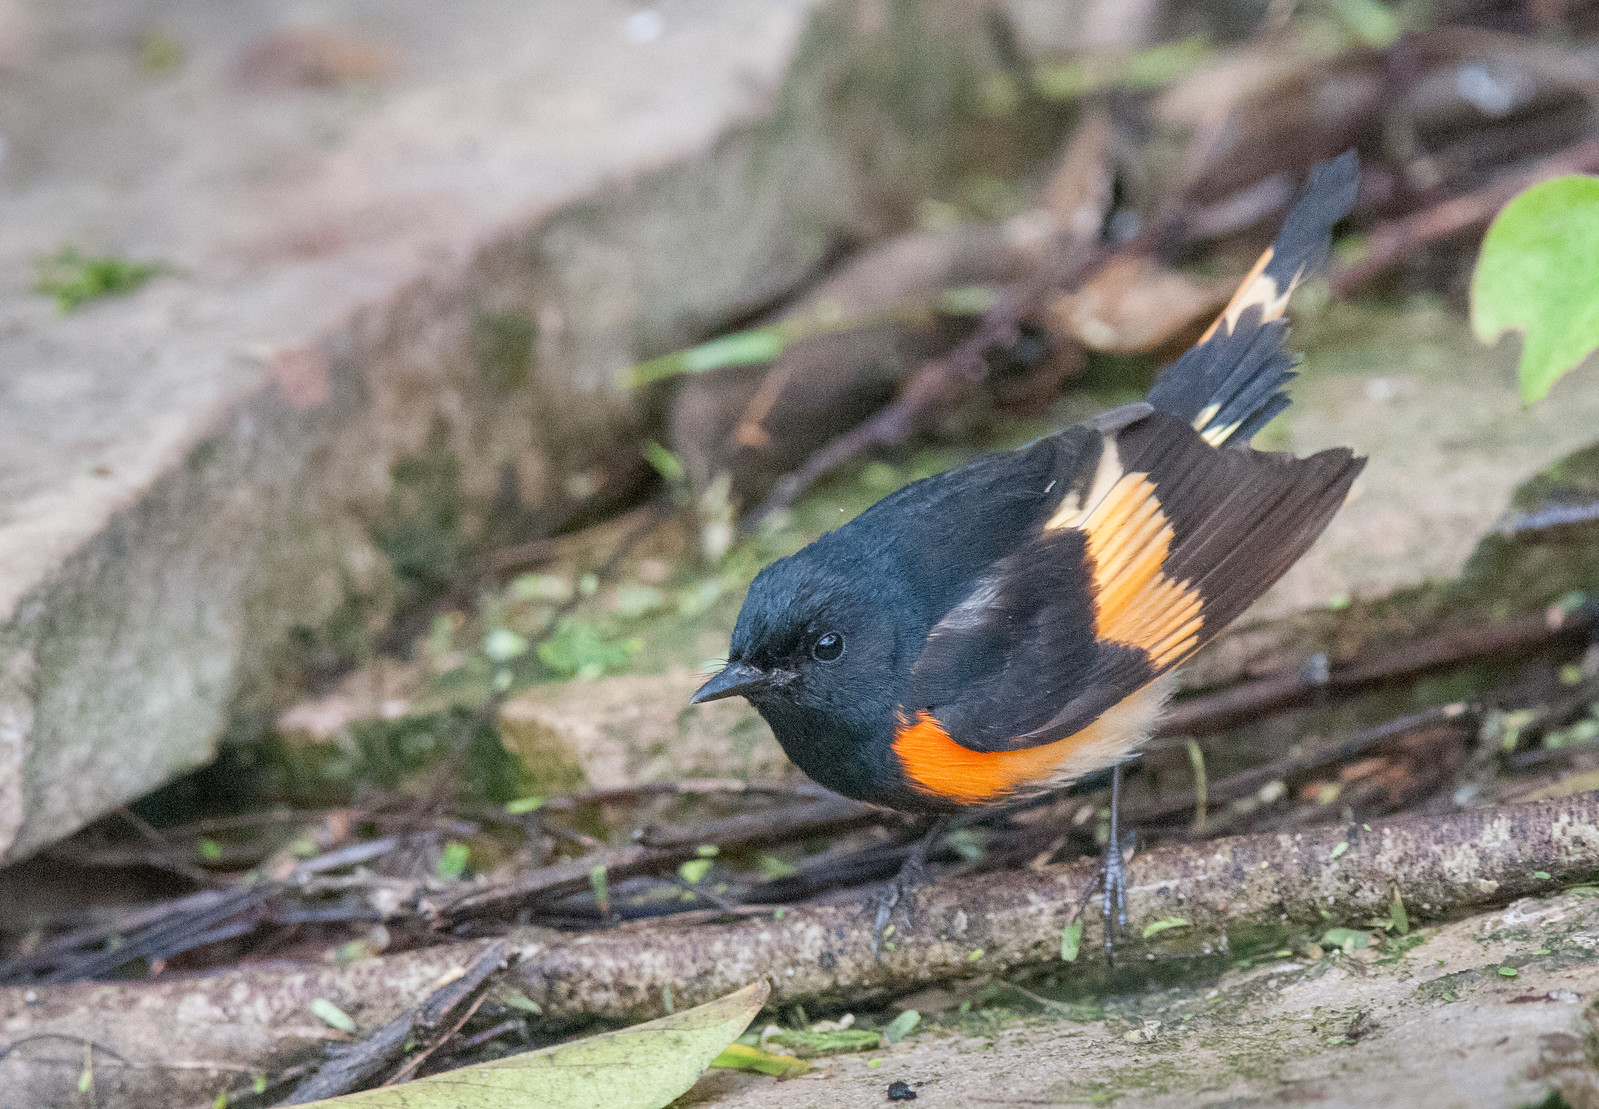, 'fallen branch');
507,793,1599,1025
8,794,1597,1108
